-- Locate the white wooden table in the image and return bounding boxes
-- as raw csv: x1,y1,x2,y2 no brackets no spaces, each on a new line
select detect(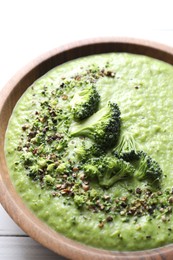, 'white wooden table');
1,0,173,259
0,206,65,259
